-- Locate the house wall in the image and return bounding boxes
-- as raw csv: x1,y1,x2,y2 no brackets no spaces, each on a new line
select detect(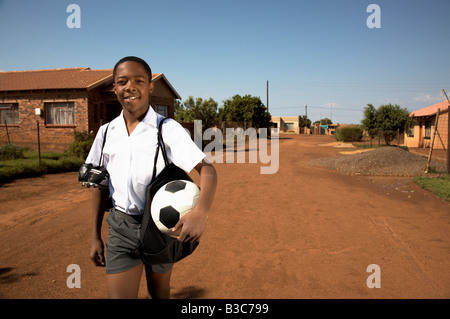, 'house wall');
404,121,421,148
151,79,176,118
404,110,448,150
0,90,88,152
271,116,301,133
